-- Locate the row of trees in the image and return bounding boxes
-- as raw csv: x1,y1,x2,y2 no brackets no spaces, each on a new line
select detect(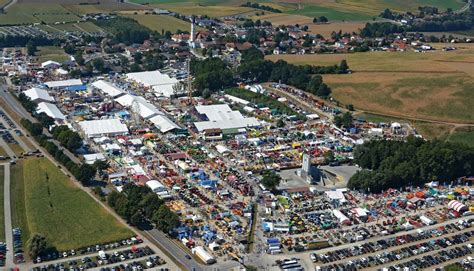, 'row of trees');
51,125,83,153
107,184,179,233
191,47,348,99
95,17,152,45
368,7,474,37
241,2,282,13
190,57,234,92
348,136,474,193
238,48,349,98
